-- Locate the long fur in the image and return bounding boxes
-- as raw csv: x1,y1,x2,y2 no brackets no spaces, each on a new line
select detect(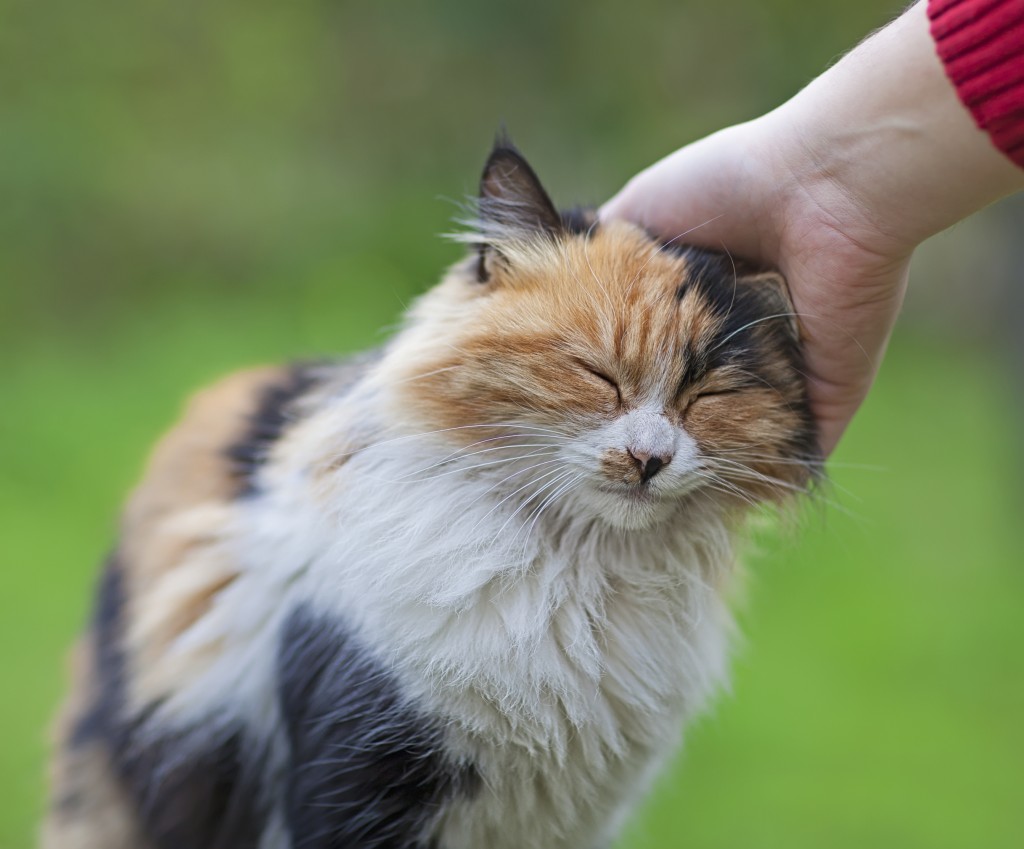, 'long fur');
45,140,818,849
